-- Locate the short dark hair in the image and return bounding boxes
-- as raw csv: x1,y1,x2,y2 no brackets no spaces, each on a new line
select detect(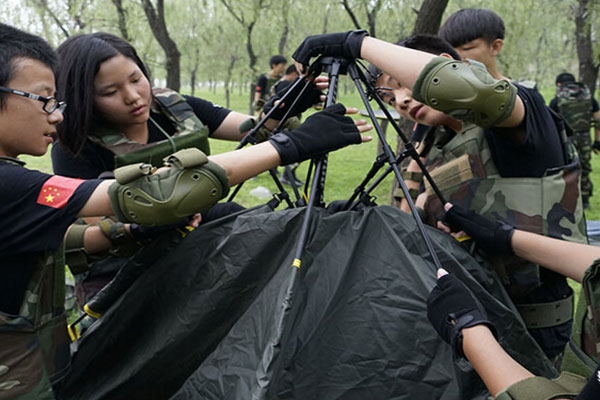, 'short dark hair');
555,72,576,85
56,32,151,154
284,64,297,75
438,8,505,47
0,23,58,109
269,55,287,67
367,35,460,85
